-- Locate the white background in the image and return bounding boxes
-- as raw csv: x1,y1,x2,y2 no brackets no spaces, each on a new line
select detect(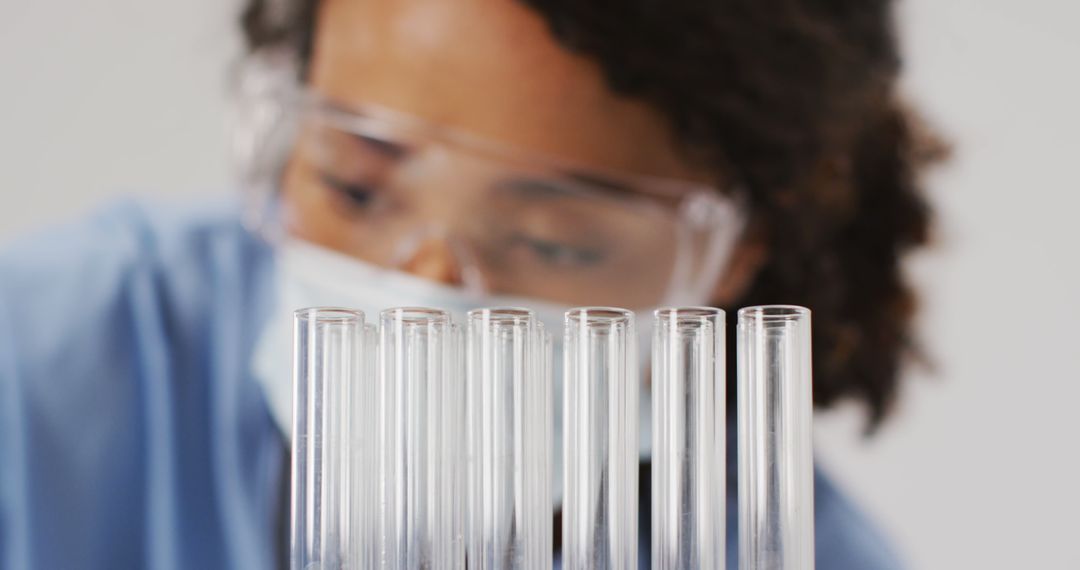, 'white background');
2,0,1078,567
